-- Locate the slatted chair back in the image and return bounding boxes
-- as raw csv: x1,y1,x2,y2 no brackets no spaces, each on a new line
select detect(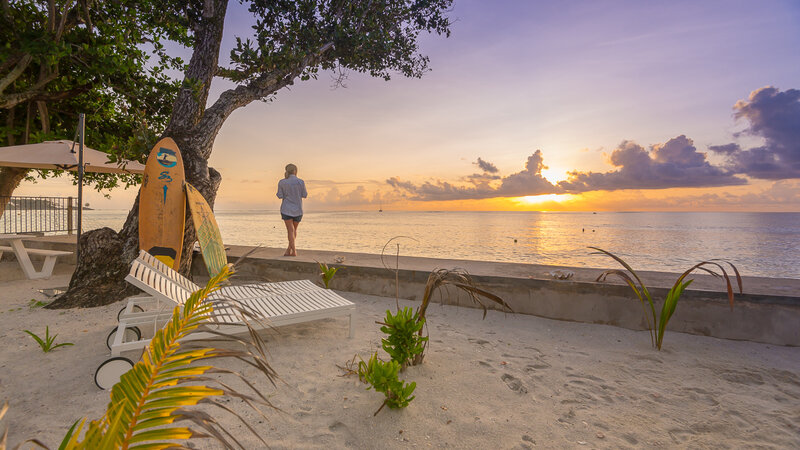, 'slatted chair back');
125,259,193,306
137,249,200,292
